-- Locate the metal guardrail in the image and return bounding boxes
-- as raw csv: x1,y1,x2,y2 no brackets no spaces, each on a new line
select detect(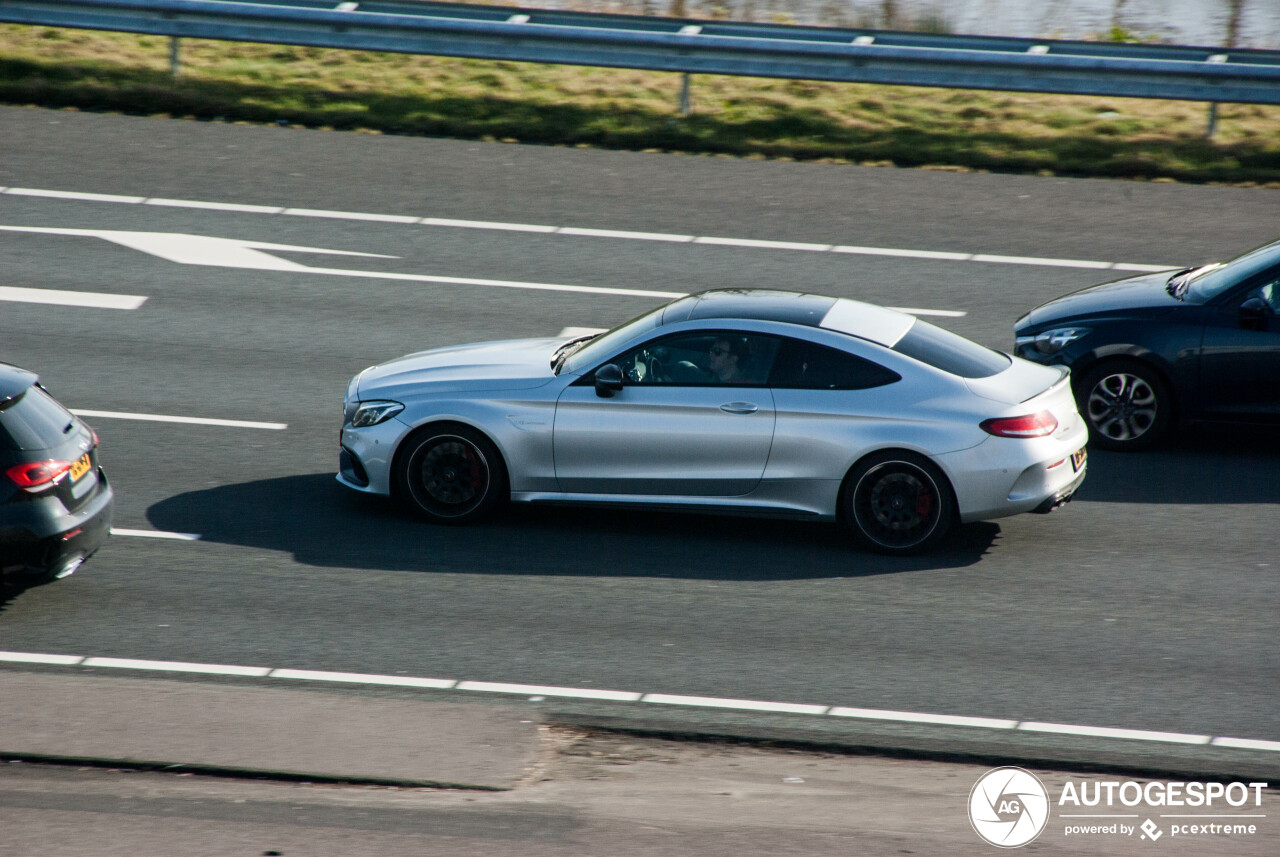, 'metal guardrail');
4,0,1280,104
